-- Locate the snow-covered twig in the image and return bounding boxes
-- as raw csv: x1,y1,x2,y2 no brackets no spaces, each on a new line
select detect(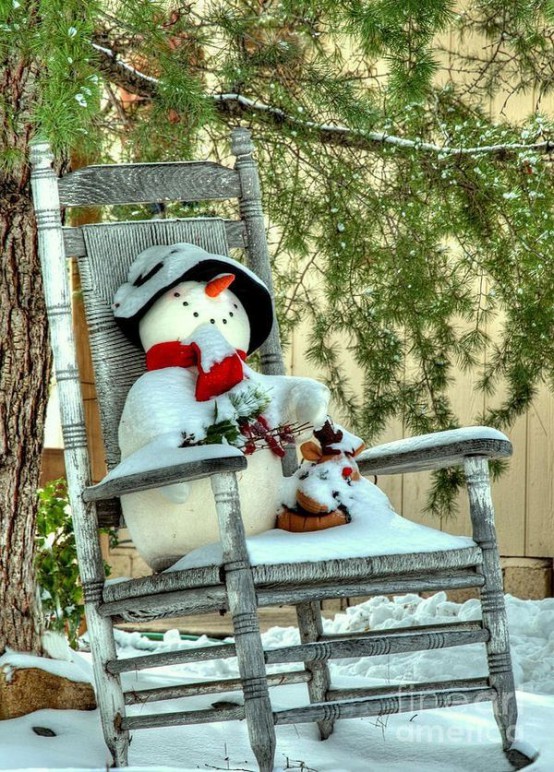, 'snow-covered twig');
92,40,554,159
211,92,554,157
92,43,159,85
